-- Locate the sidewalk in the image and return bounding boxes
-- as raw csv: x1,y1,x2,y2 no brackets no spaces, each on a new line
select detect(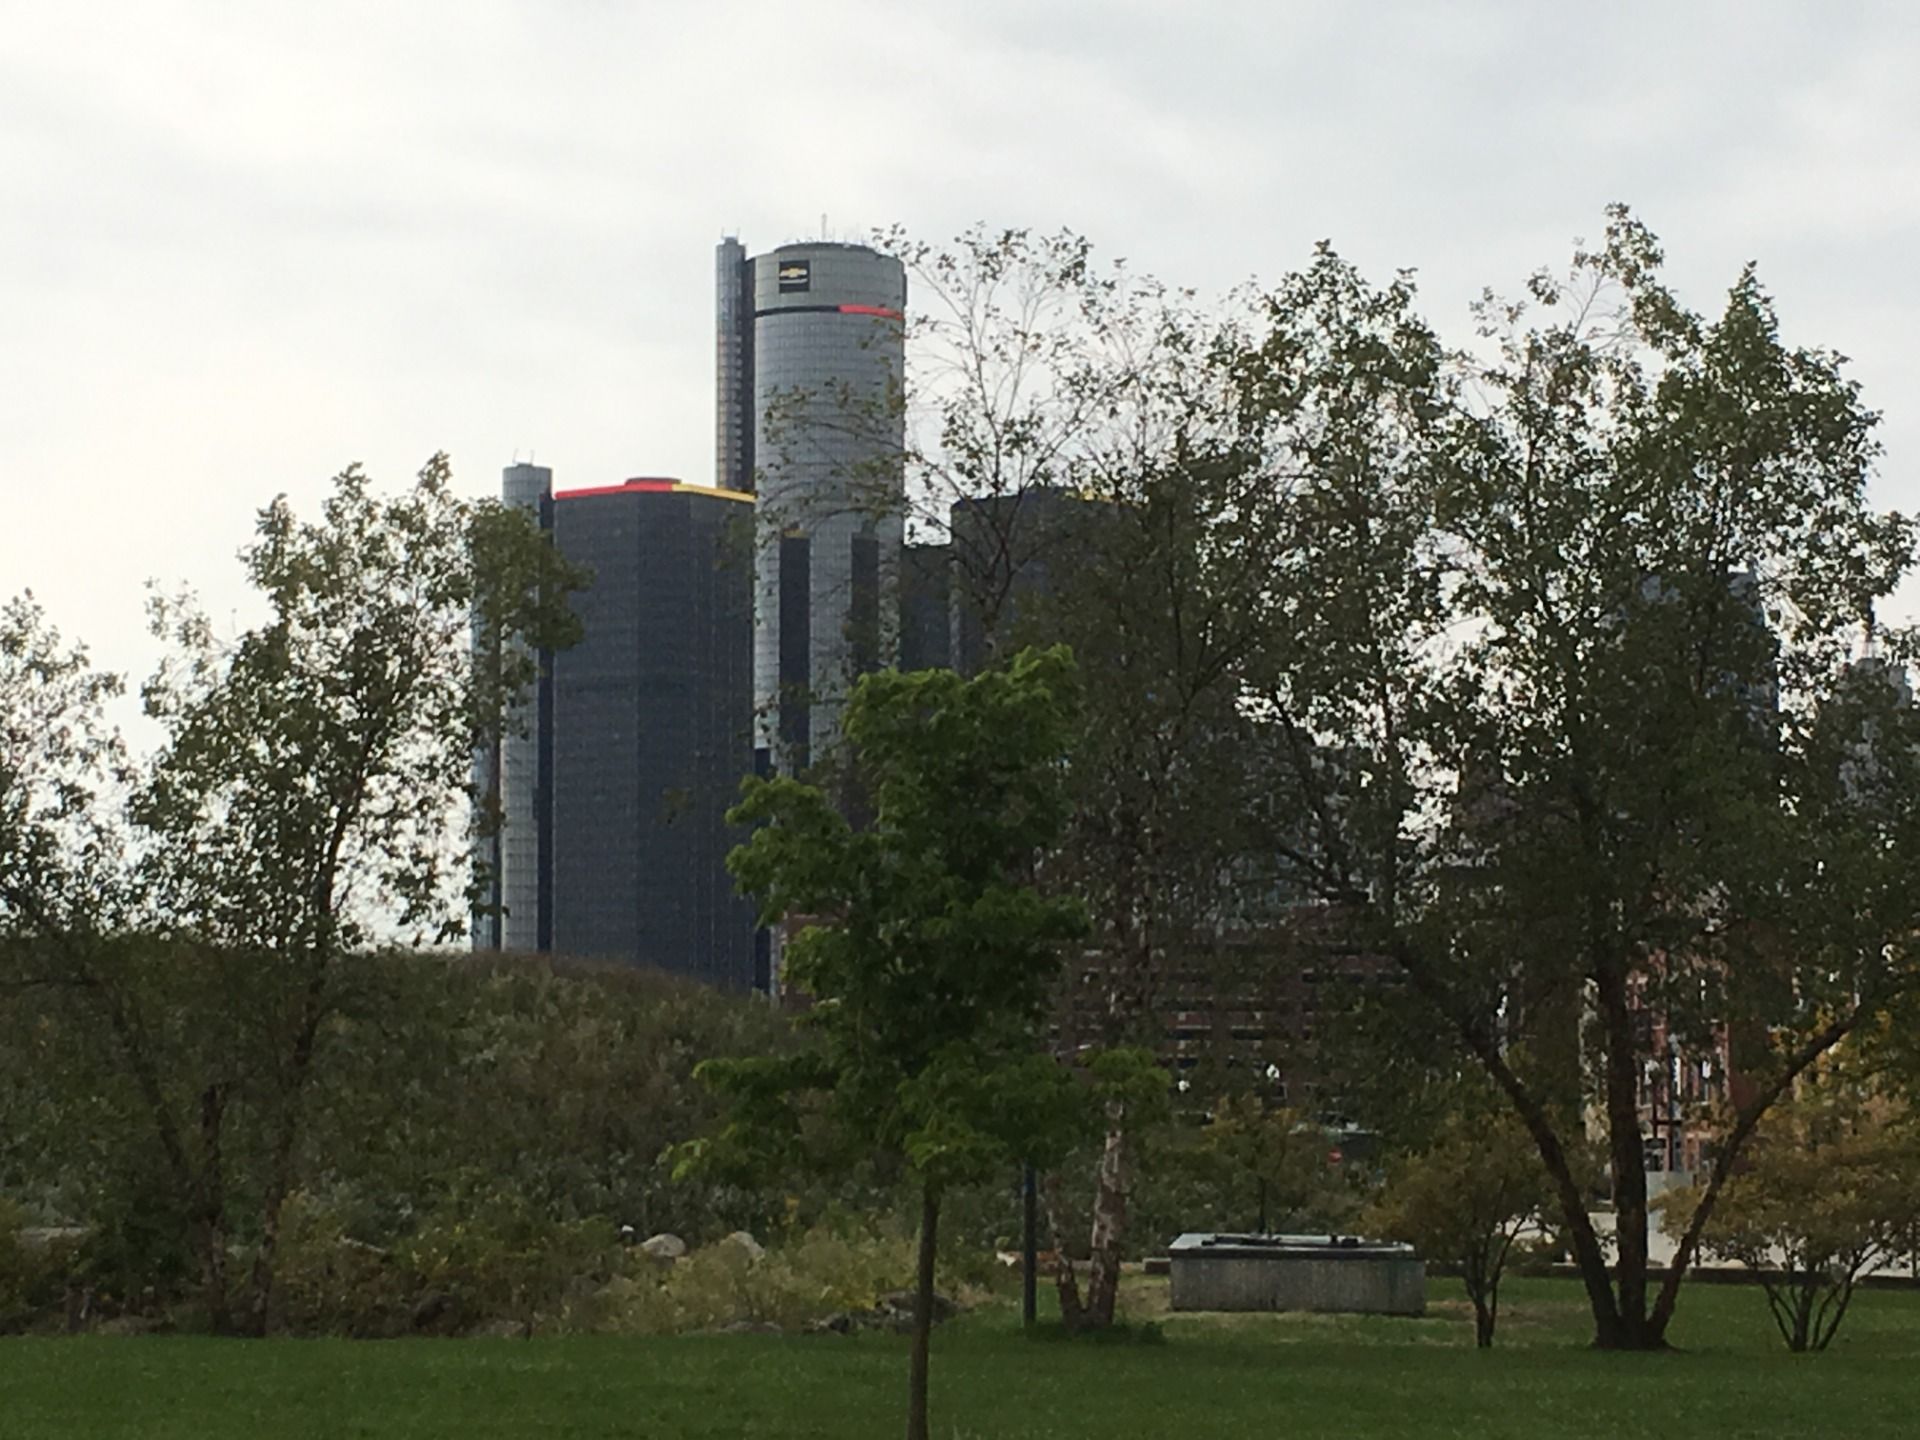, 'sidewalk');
1583,1210,1920,1282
